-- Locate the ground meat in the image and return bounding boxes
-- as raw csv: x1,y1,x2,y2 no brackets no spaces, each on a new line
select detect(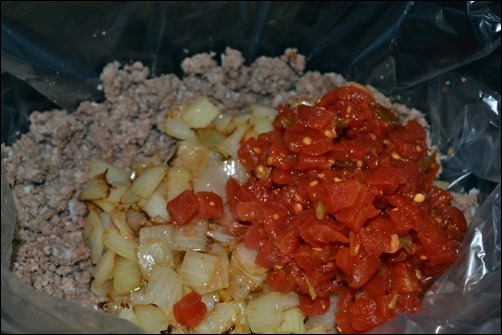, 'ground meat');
0,48,477,310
